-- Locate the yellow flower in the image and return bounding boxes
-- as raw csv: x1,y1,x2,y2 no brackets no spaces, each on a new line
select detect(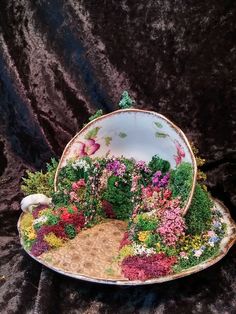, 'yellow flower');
138,231,150,242
156,242,162,252
118,245,134,259
21,213,34,229
44,233,64,248
38,208,51,216
24,226,36,240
